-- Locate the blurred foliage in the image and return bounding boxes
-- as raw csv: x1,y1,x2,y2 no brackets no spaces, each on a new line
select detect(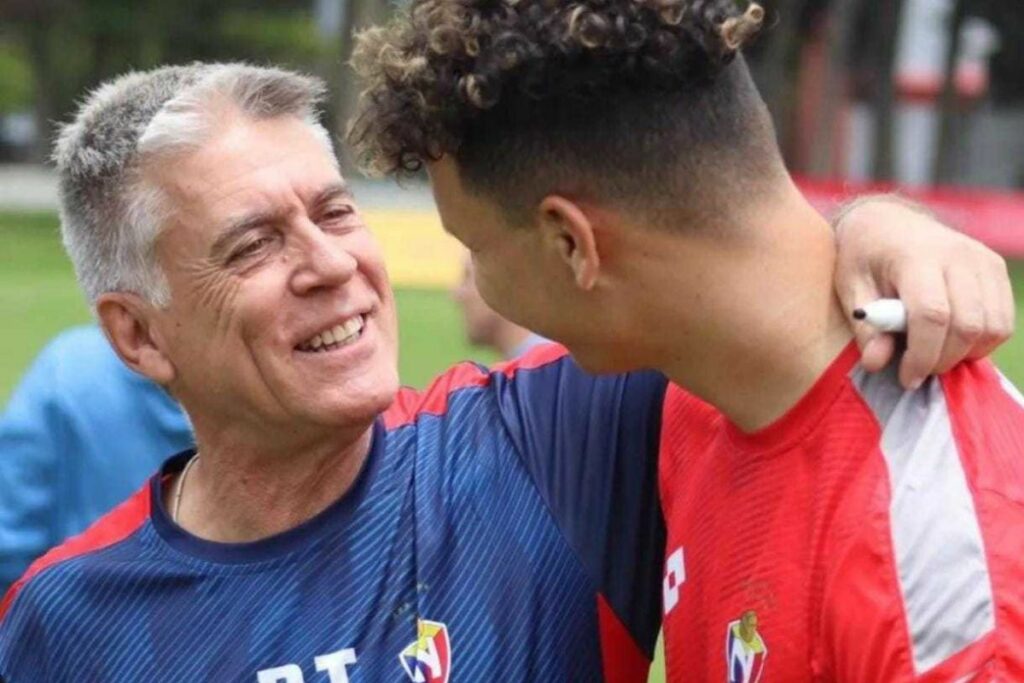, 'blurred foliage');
220,10,327,67
1,0,333,160
0,41,32,113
